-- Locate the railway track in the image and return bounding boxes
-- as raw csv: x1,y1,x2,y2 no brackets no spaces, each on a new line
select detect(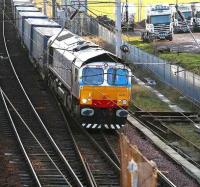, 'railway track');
0,95,36,186
130,105,200,167
88,130,120,166
0,0,121,186
68,126,120,186
0,1,88,186
128,104,200,185
1,90,75,186
57,105,121,186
